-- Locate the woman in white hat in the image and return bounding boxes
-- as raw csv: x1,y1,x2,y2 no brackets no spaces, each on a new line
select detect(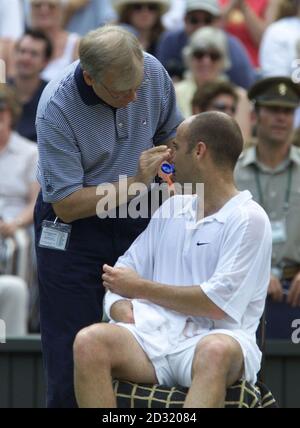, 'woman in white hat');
112,0,170,55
